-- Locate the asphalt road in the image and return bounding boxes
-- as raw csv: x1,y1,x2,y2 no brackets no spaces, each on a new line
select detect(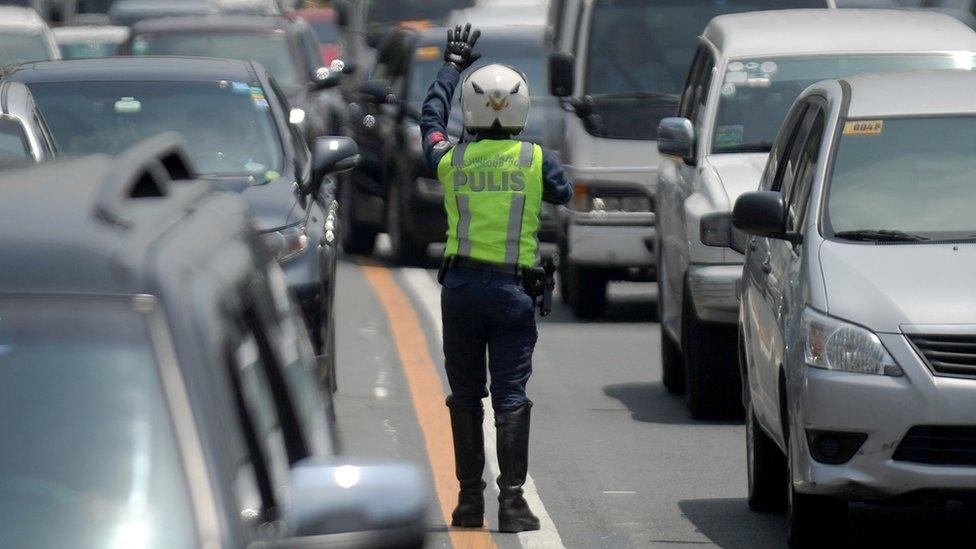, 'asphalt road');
331,245,976,549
